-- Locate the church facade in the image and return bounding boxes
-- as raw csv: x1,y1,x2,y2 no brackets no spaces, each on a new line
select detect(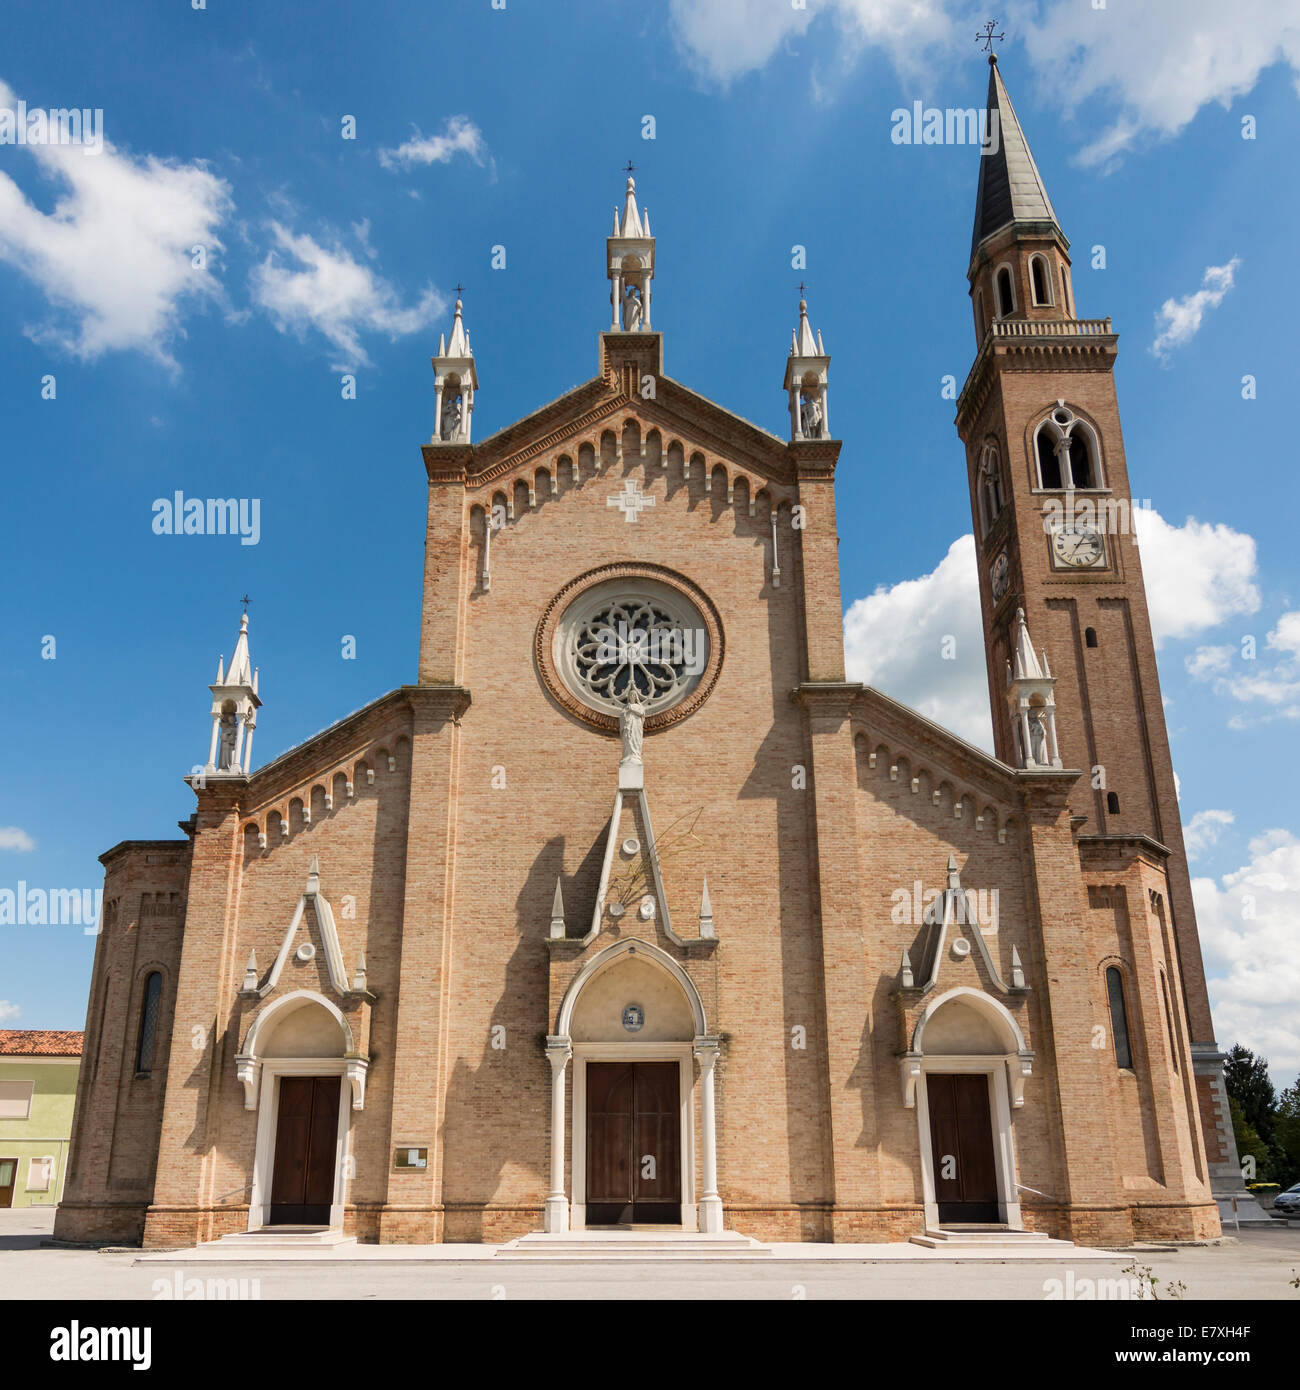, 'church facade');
56,61,1239,1249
